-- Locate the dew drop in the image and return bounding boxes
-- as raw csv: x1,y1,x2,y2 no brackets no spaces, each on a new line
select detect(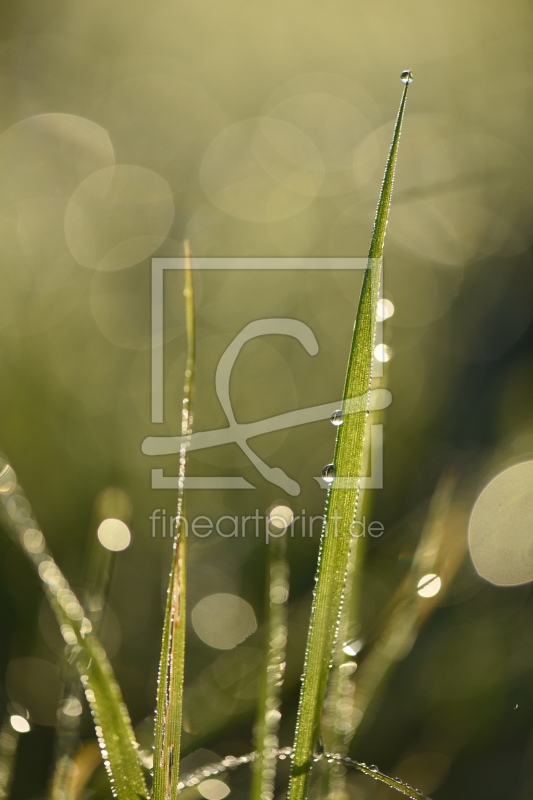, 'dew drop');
330,410,344,426
400,70,413,84
322,464,336,483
